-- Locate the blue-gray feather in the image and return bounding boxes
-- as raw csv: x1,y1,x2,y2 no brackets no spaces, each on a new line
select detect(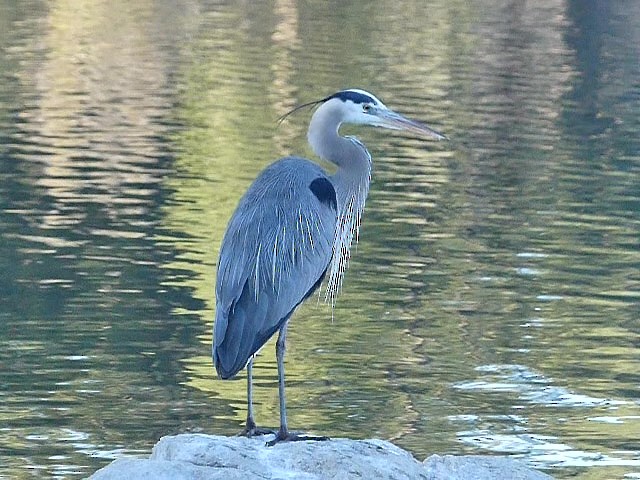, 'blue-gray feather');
213,157,336,379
